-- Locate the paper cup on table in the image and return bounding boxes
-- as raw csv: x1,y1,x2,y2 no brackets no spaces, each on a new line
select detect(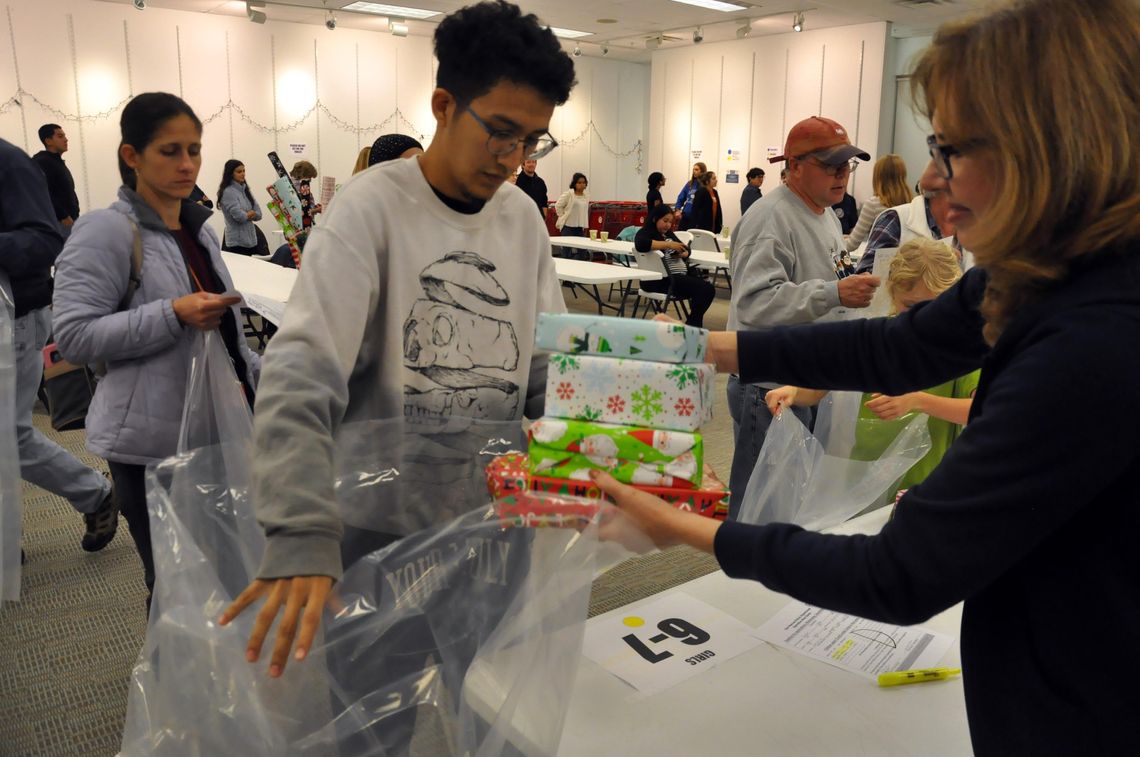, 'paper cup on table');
600,231,609,242
589,229,598,240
